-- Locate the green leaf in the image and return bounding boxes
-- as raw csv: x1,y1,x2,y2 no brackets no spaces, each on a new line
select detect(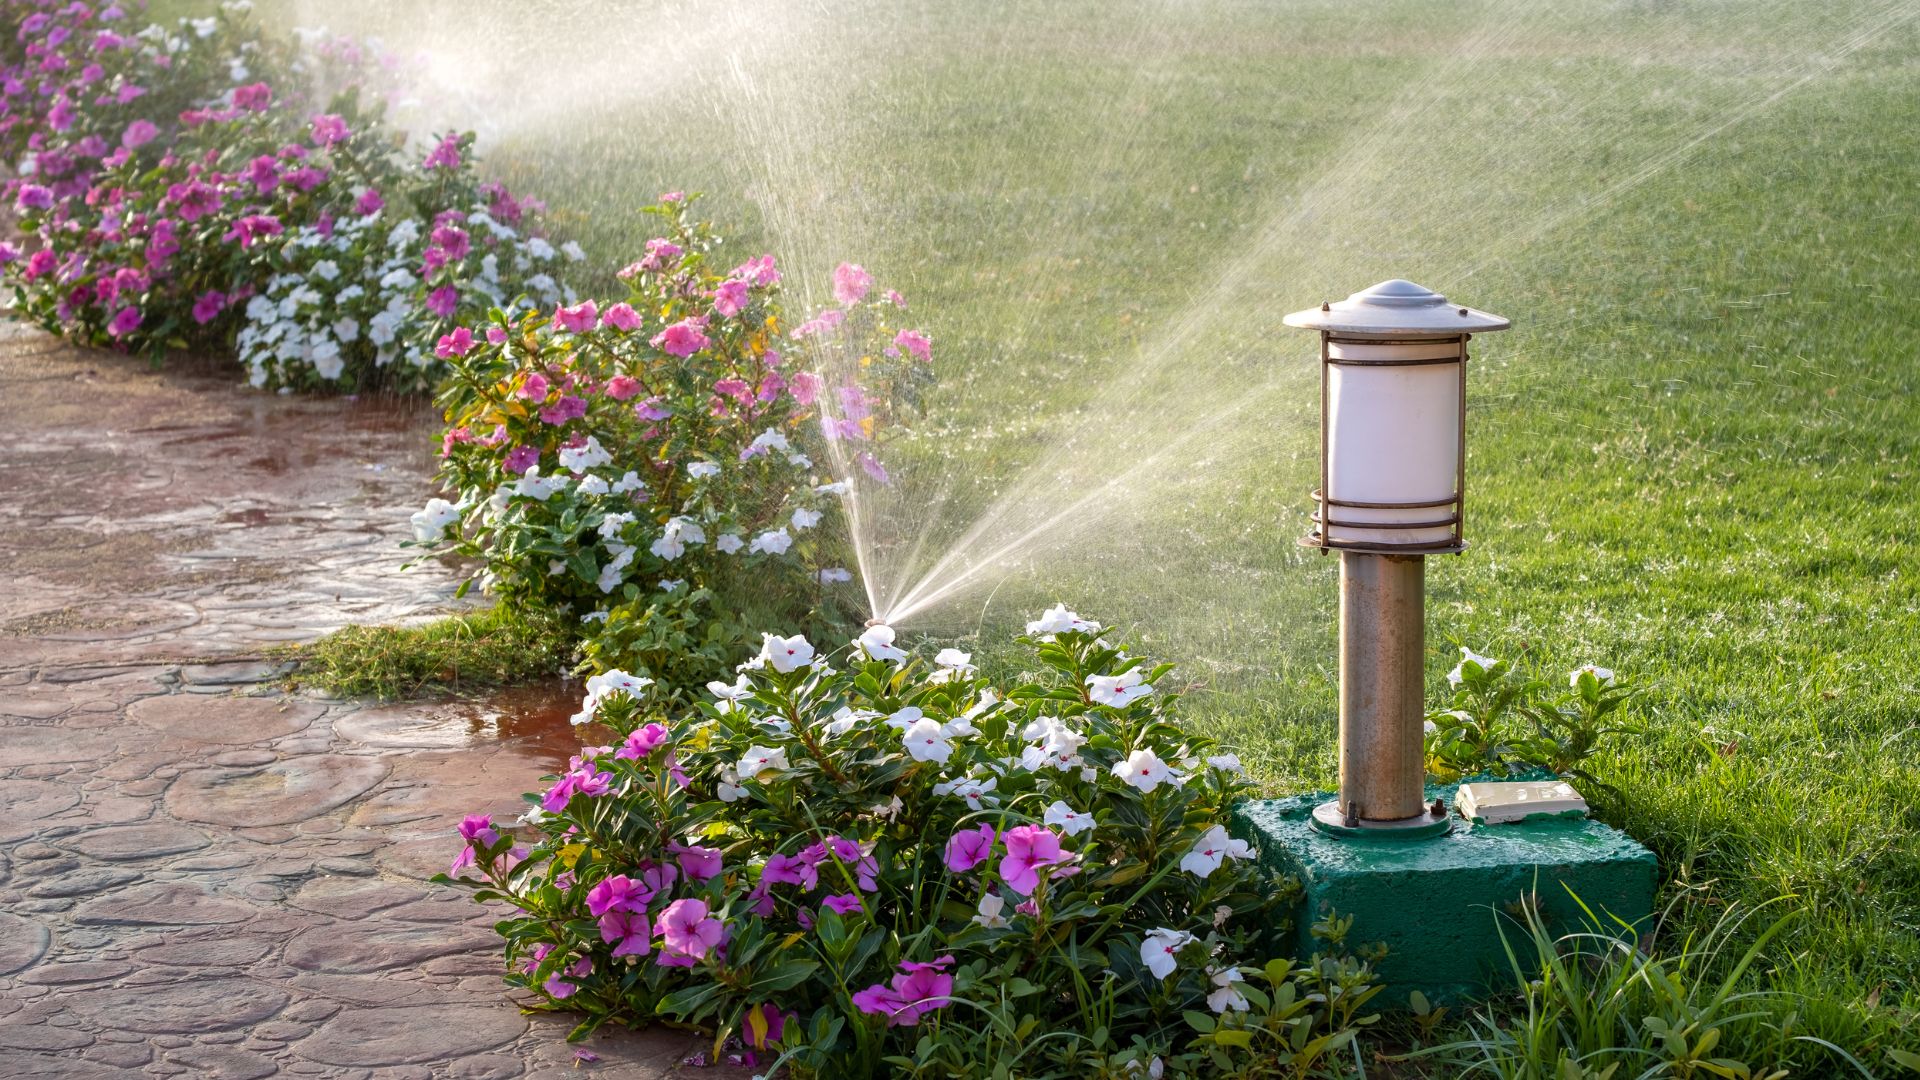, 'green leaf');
1183,1009,1216,1033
